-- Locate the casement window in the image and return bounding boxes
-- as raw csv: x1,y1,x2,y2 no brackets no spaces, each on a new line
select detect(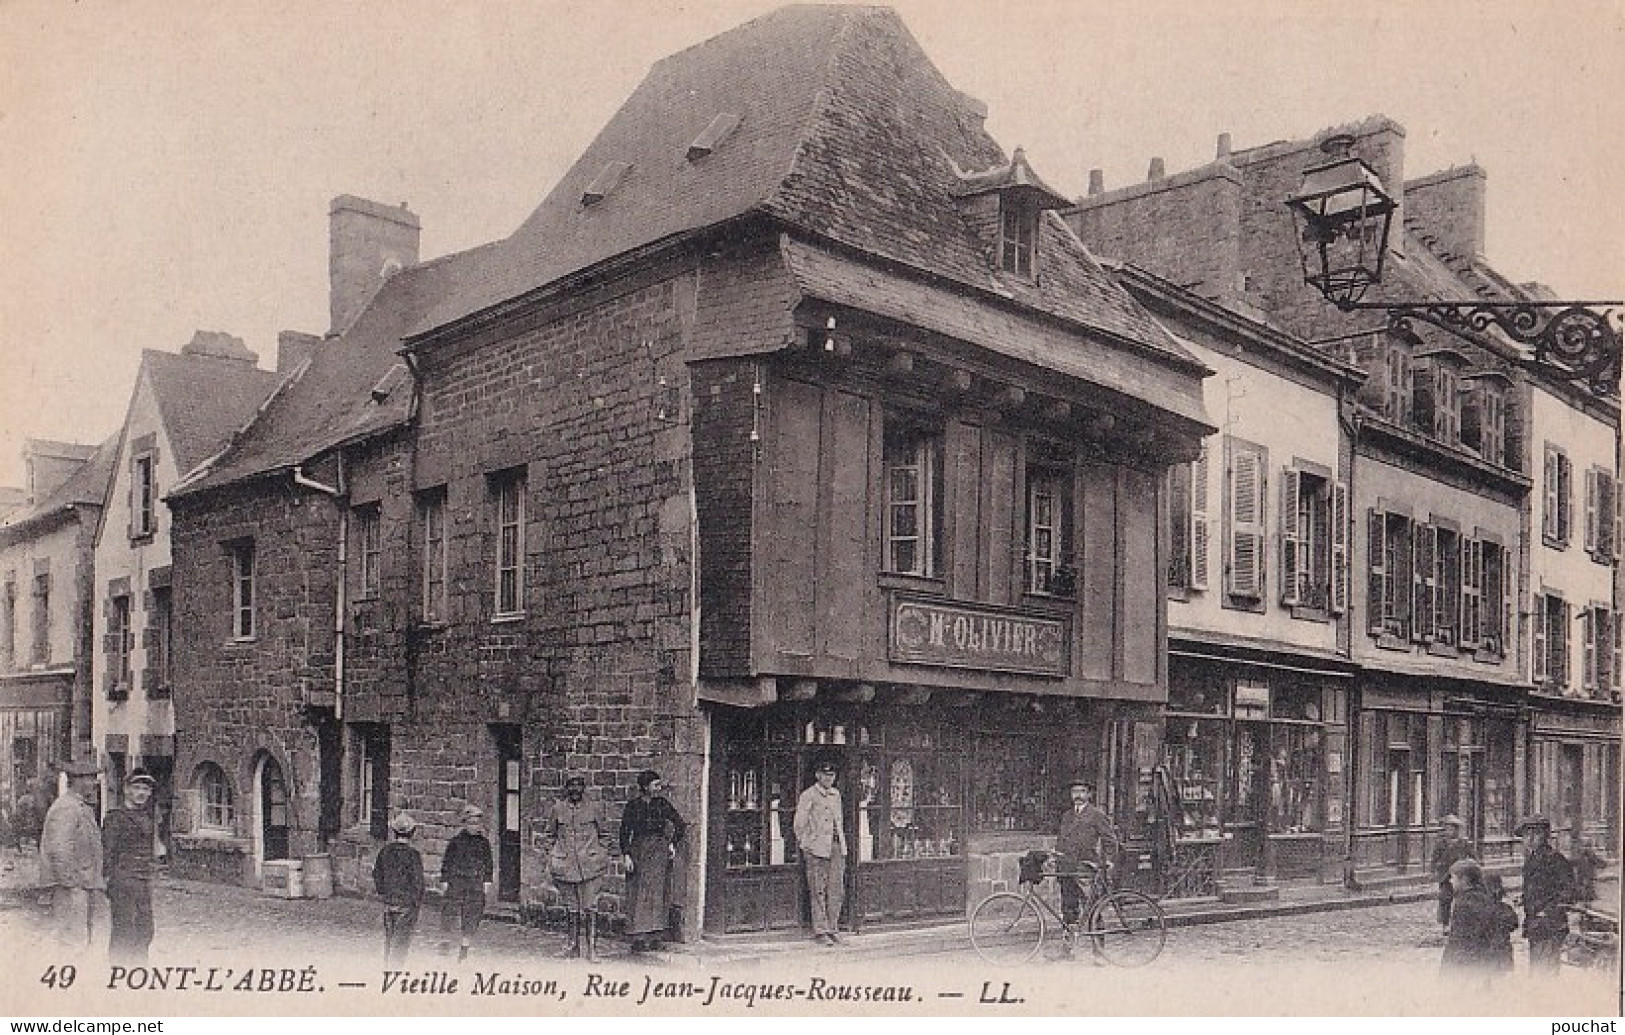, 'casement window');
1025,465,1074,596
107,593,133,697
1166,447,1210,593
1584,467,1617,561
1583,607,1613,697
491,470,526,617
419,489,448,624
1613,615,1623,697
1,574,14,669
1458,537,1508,657
131,453,156,539
999,196,1037,277
1367,509,1414,642
1383,344,1413,424
1278,466,1347,614
148,586,172,697
228,540,255,640
1460,381,1506,466
883,421,944,577
1413,359,1461,444
1419,524,1462,647
1532,592,1570,689
197,762,235,831
354,505,382,598
1224,441,1267,600
352,723,391,839
31,572,50,665
1542,444,1573,547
